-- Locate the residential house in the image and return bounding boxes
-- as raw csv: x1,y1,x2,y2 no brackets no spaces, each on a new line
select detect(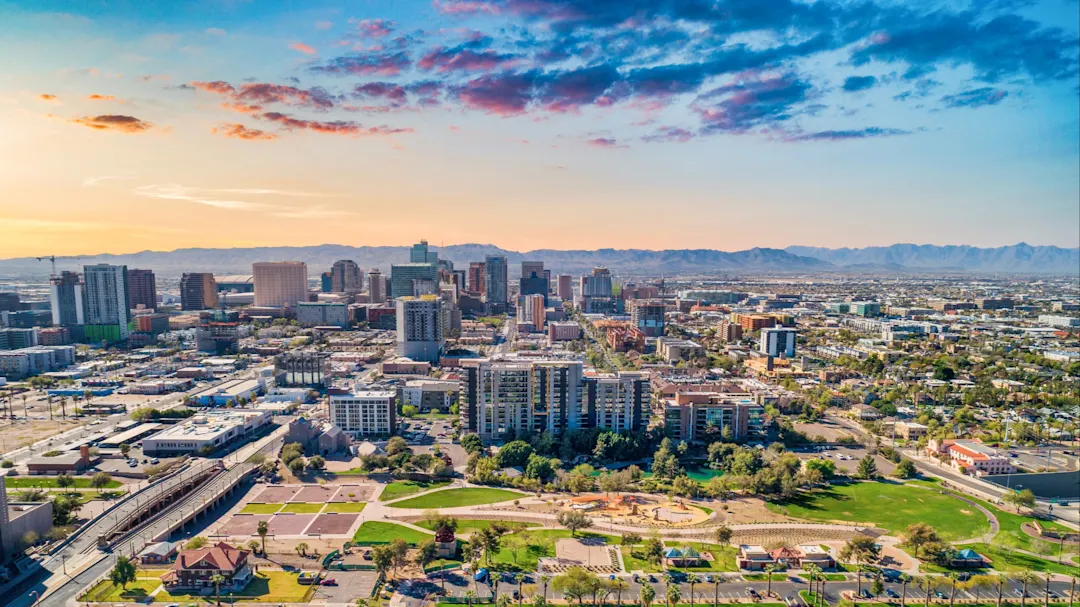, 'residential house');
161,542,253,592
